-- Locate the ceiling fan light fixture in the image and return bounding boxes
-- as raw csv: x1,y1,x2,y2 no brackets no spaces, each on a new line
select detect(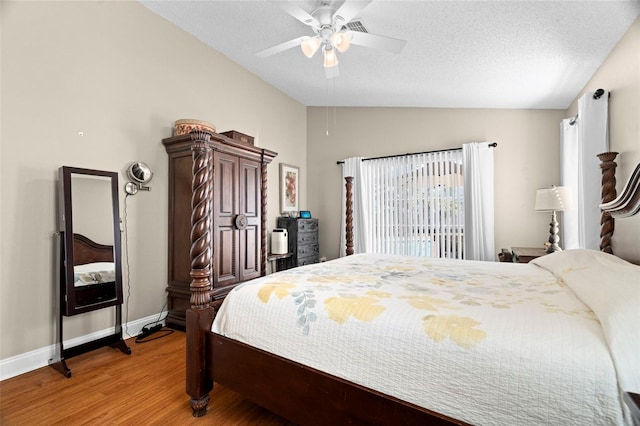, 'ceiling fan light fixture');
331,31,351,53
255,0,407,79
301,36,321,58
323,47,339,68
